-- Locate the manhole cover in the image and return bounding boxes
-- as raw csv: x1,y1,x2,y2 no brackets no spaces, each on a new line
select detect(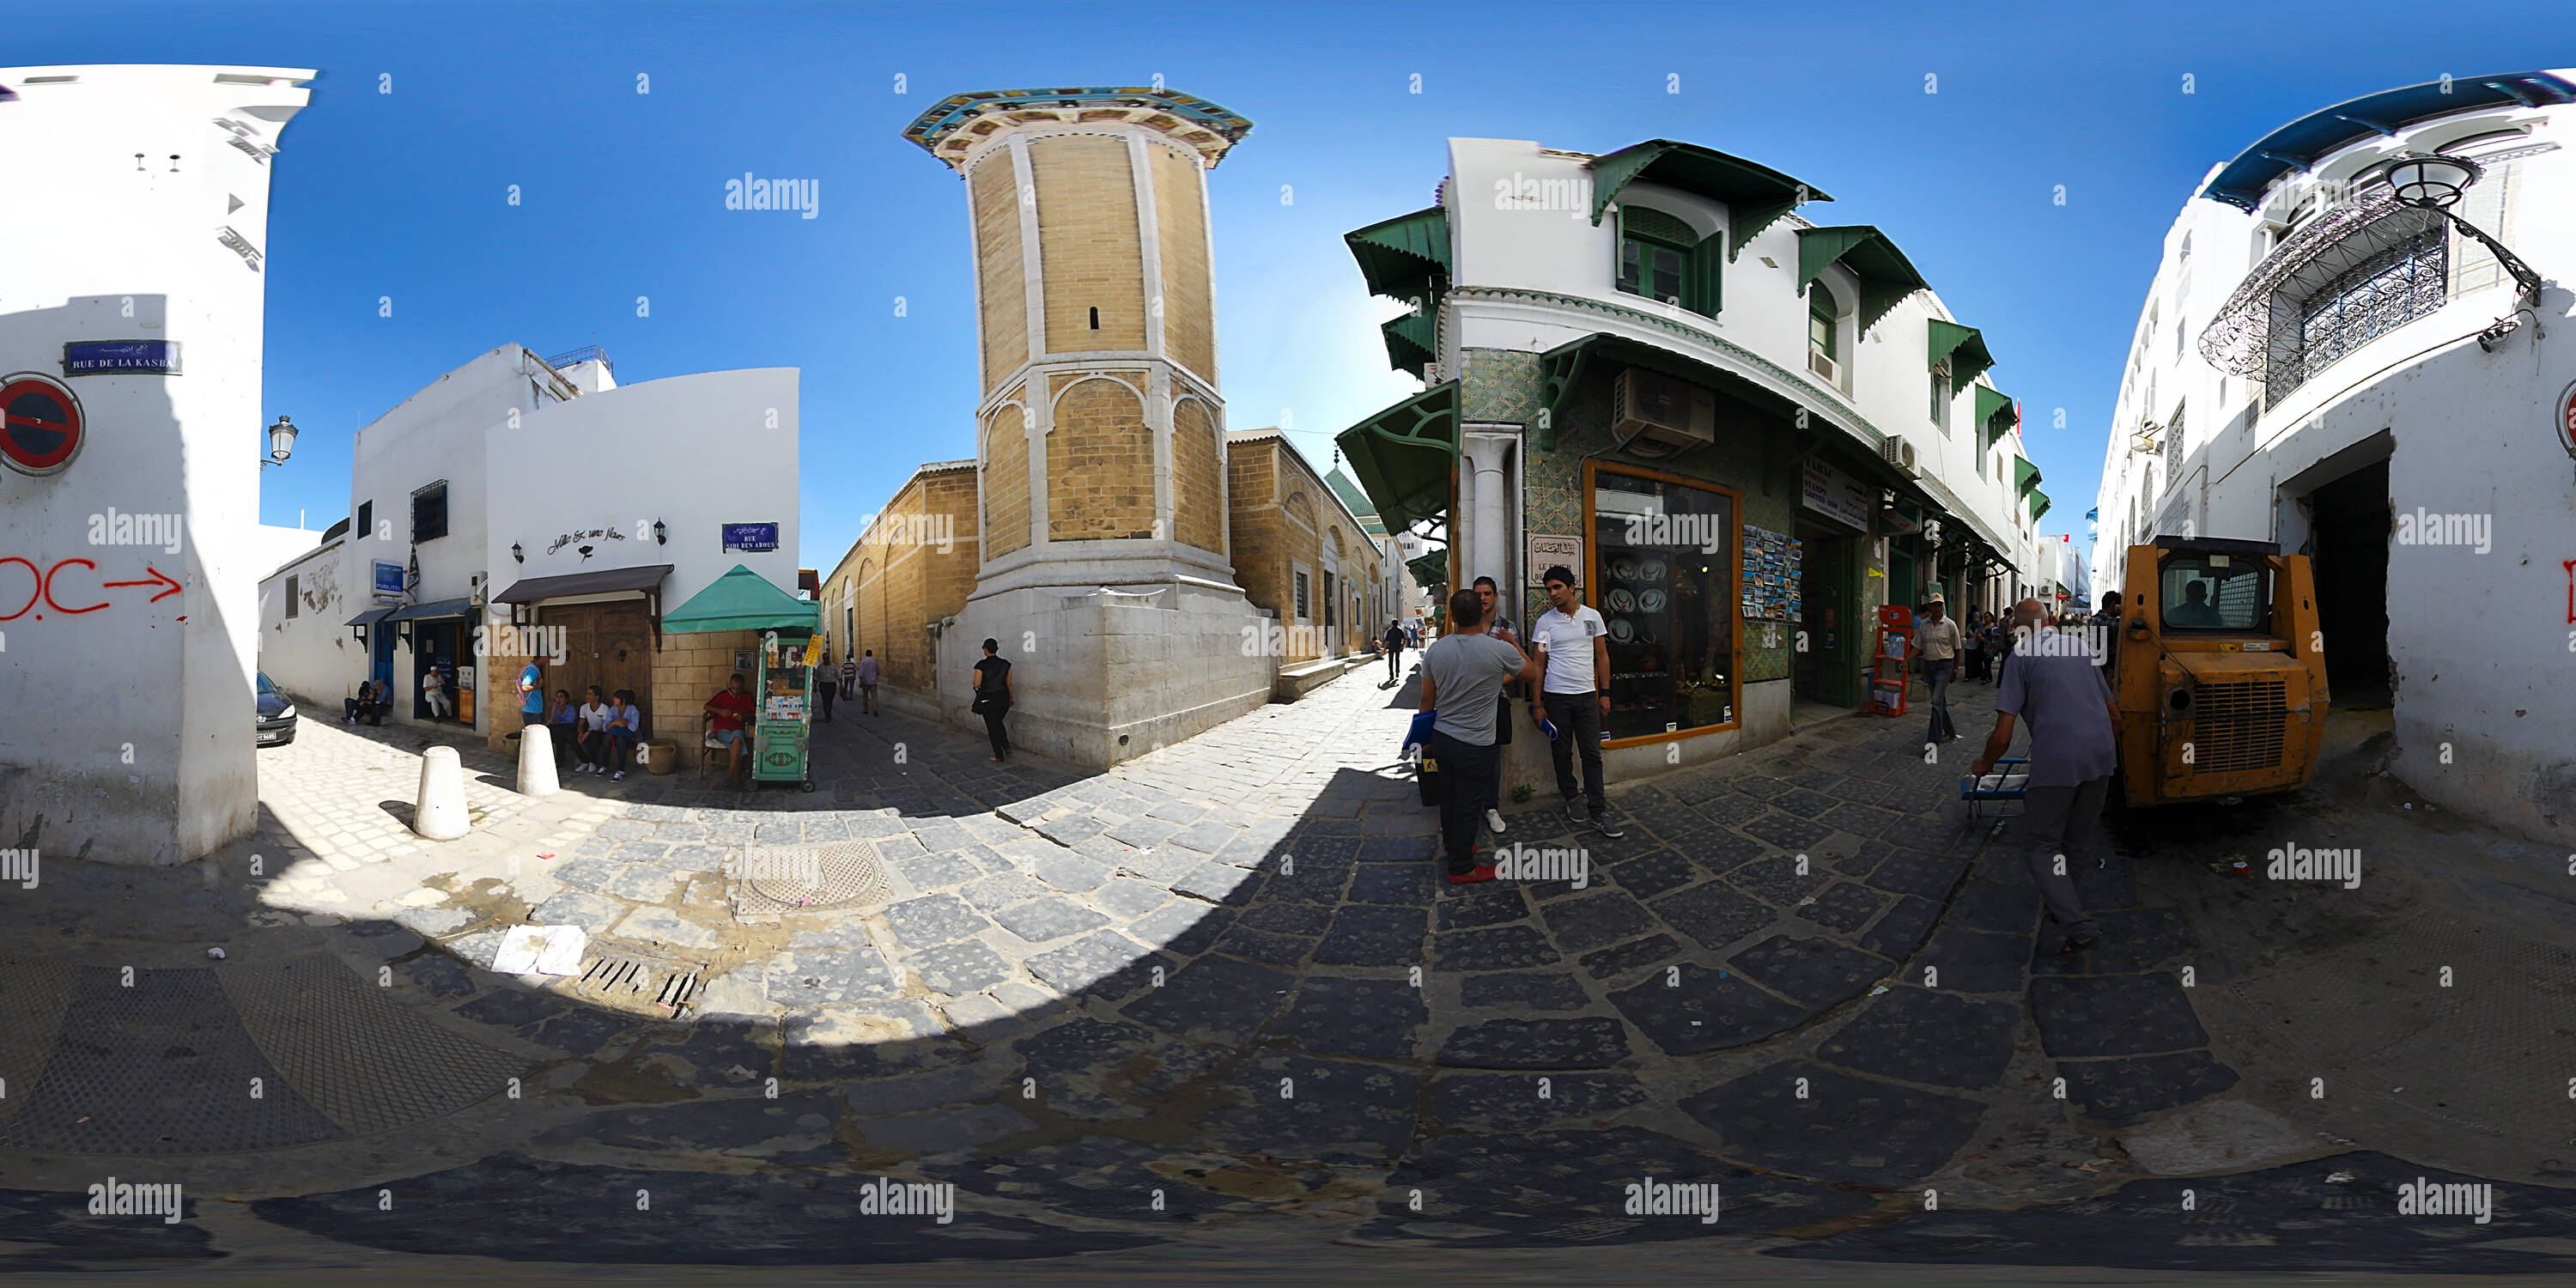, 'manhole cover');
575,951,705,1018
731,839,890,915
